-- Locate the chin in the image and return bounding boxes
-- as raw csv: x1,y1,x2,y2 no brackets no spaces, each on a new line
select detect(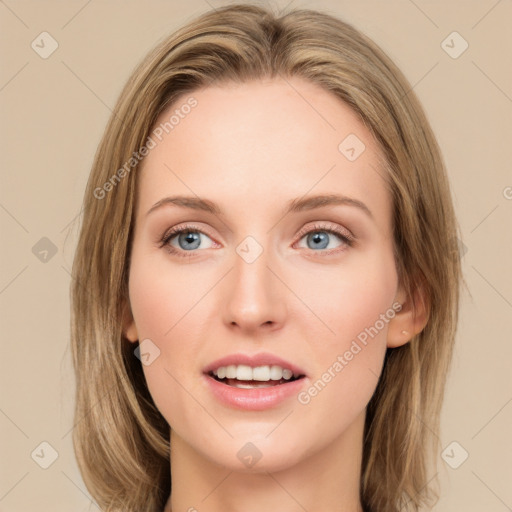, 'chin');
197,434,309,474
